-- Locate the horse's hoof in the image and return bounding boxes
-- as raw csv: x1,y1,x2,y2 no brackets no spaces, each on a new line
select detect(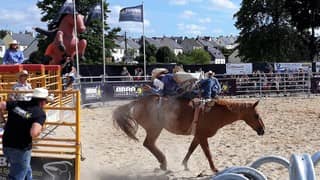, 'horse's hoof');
212,168,219,173
160,164,167,171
